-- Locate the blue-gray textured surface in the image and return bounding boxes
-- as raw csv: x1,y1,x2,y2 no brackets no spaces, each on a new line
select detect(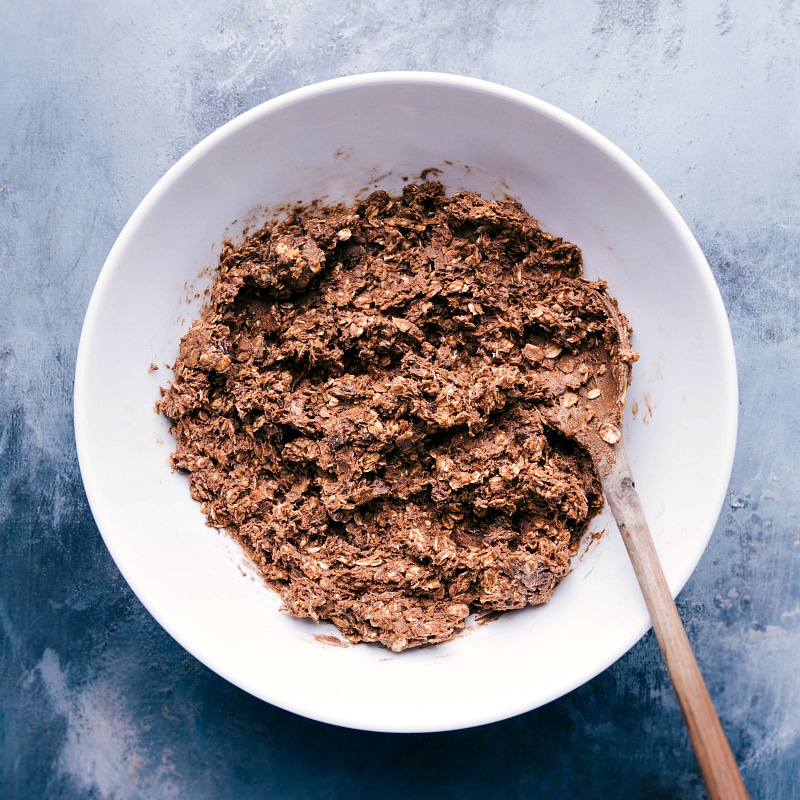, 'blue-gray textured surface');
1,1,798,798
